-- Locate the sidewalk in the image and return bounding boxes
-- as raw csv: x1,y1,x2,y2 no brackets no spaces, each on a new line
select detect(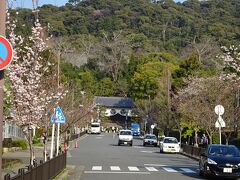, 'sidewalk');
2,146,46,178
2,133,88,179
